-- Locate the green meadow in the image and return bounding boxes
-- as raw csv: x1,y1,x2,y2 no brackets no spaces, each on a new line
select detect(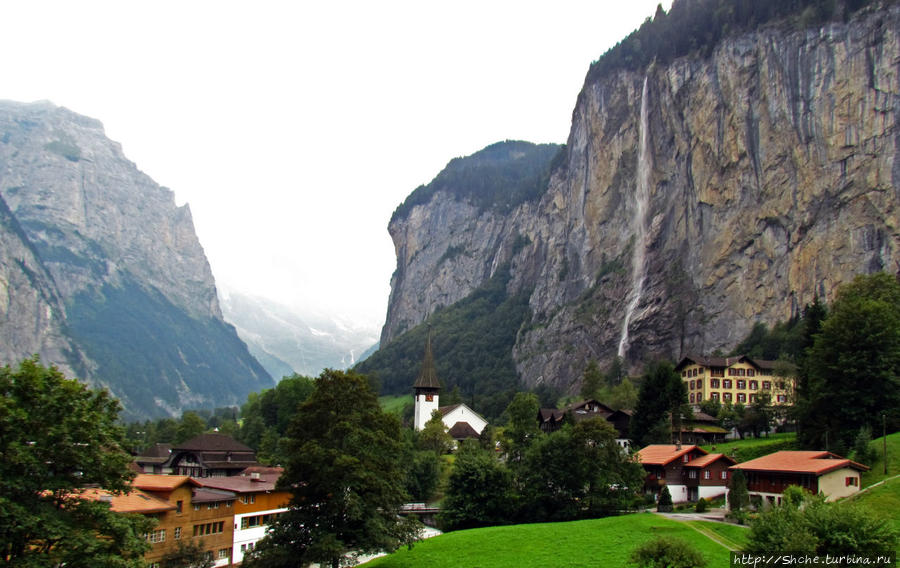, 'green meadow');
364,513,735,568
